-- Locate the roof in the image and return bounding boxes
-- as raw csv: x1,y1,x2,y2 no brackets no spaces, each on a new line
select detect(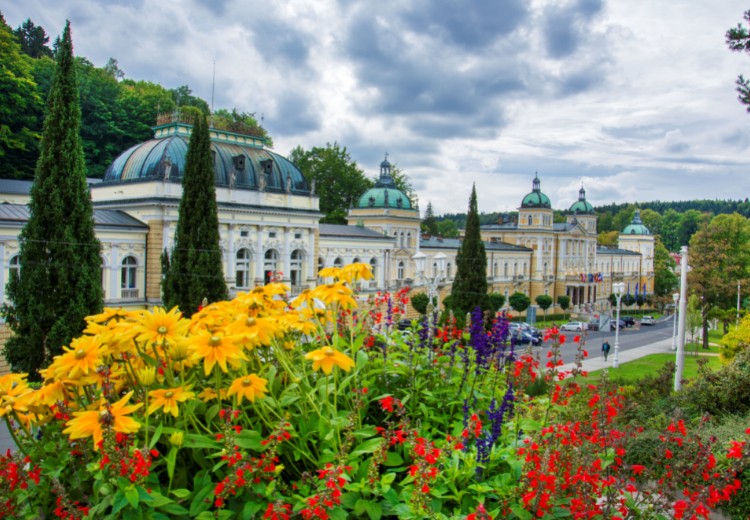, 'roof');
520,174,551,209
568,186,594,214
0,178,101,197
622,210,651,235
355,154,412,209
420,236,531,252
102,122,310,195
319,224,393,240
596,246,641,256
0,203,148,229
